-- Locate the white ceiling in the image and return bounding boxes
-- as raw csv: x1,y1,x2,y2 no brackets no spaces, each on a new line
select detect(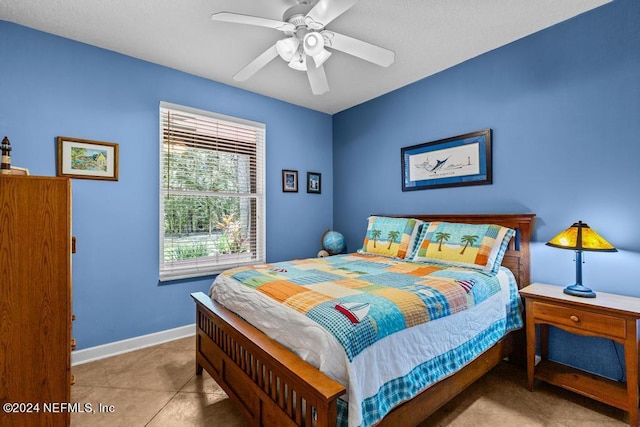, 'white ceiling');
1,0,610,114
